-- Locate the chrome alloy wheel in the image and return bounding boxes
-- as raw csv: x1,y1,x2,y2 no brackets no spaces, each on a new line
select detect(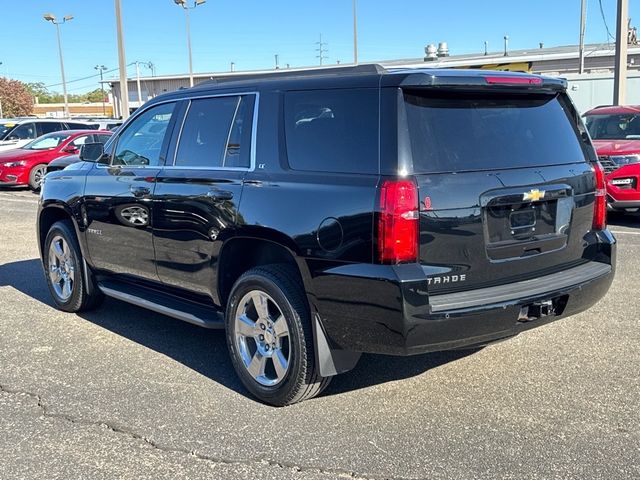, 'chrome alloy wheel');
48,235,75,301
234,290,290,386
33,166,45,188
